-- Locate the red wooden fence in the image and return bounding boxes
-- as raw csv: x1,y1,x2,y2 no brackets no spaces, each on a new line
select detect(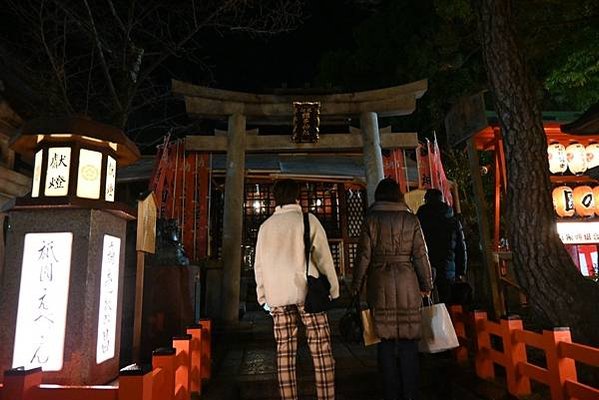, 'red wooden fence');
449,305,599,400
0,319,211,400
